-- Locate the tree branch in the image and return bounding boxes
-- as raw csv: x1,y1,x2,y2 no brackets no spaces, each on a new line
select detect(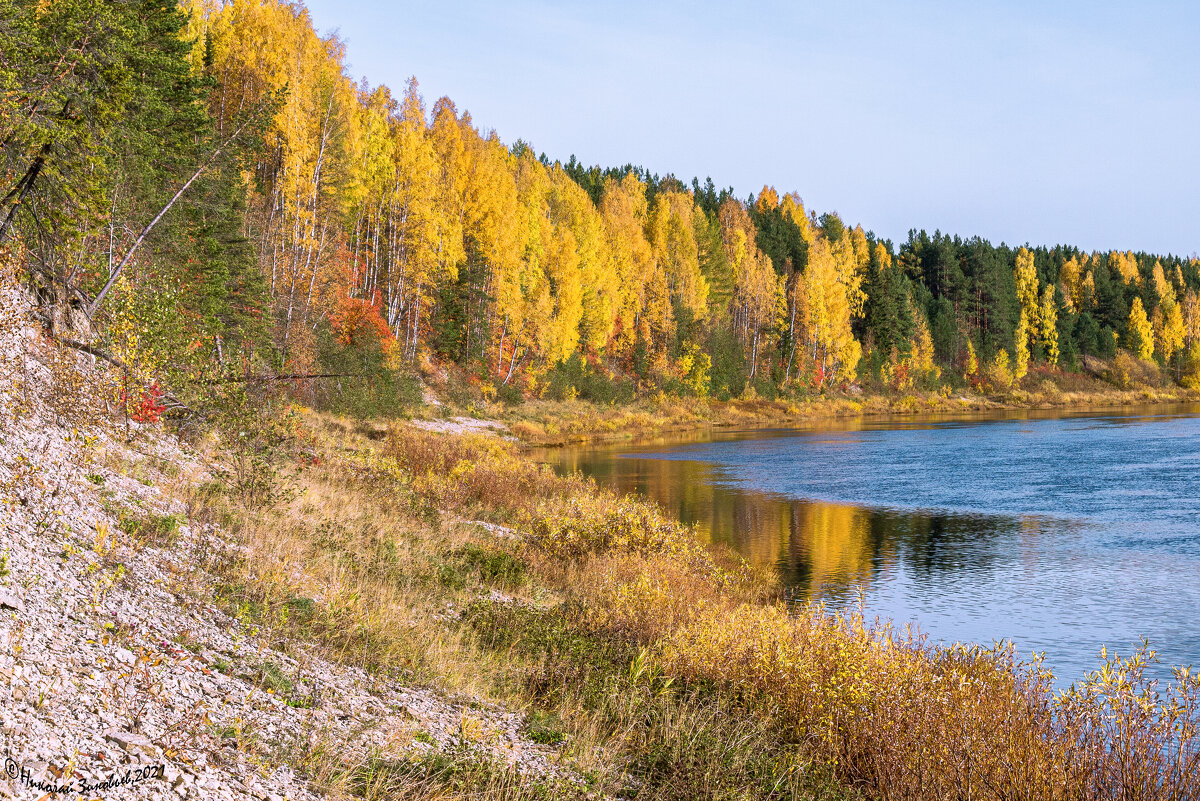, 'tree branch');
88,112,260,316
201,372,364,385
